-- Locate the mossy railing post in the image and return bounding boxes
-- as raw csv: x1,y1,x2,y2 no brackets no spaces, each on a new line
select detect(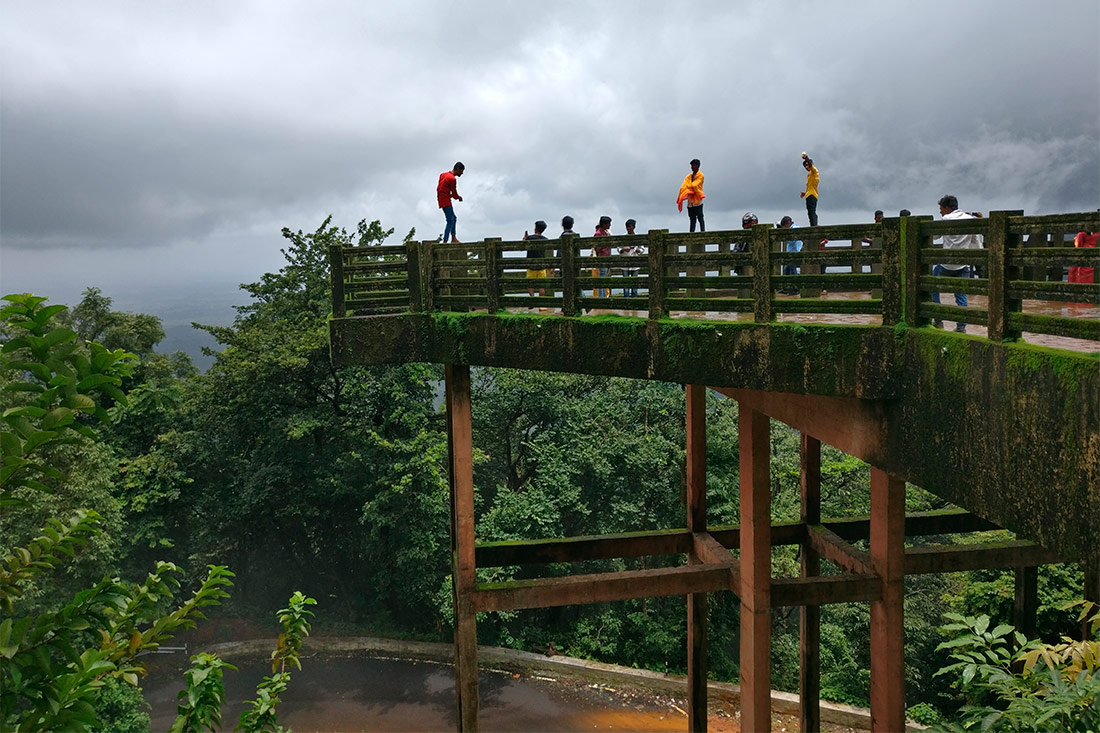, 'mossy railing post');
561,234,578,316
648,229,667,320
329,244,346,318
880,218,902,326
870,225,884,300
420,240,437,312
752,224,773,322
986,210,1024,342
688,237,705,300
484,237,501,313
901,215,932,327
800,236,820,299
405,240,422,312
